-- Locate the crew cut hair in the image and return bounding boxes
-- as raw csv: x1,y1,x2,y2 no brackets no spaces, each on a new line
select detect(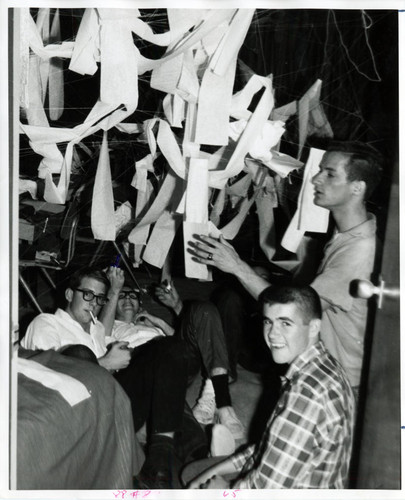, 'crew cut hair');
326,141,383,200
259,285,322,324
